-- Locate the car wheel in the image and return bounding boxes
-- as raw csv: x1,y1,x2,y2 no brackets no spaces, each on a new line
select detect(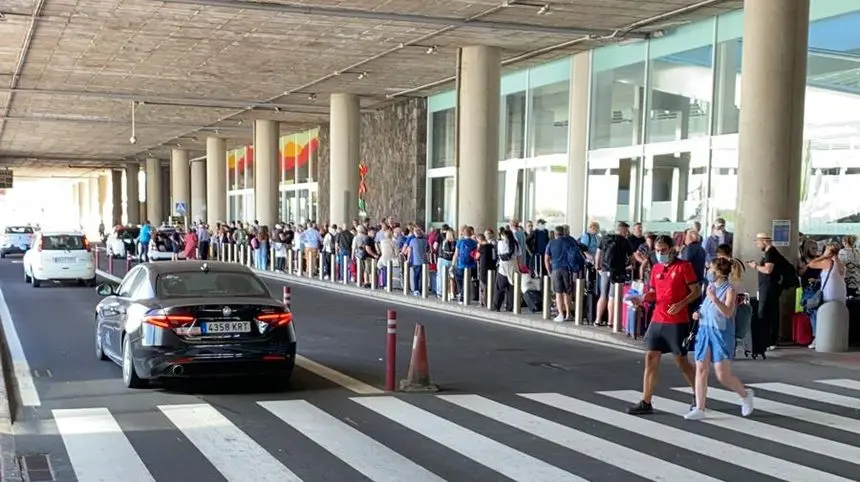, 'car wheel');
122,336,148,389
31,277,40,288
0,251,6,259
95,326,108,361
23,270,30,284
86,277,97,287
